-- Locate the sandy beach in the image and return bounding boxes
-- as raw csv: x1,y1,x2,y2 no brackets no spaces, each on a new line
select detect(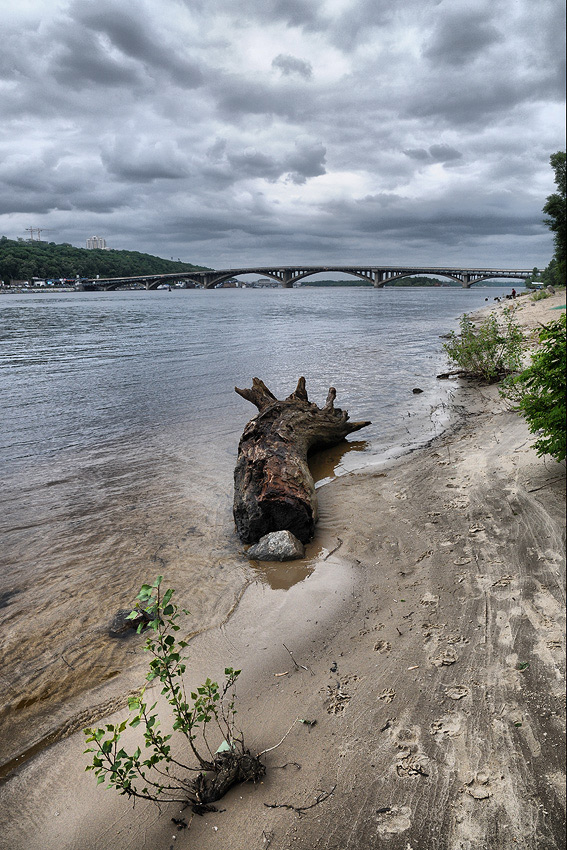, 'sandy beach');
0,291,565,850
